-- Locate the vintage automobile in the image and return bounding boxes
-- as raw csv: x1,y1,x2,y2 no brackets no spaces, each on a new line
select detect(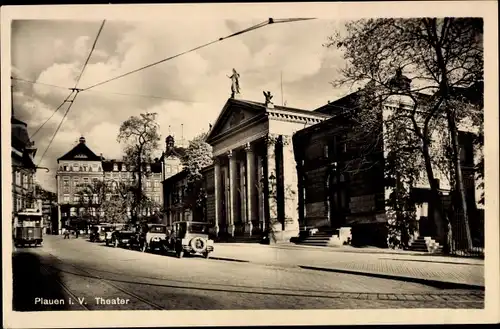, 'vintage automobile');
89,223,111,242
104,224,125,246
110,224,137,248
129,223,169,252
166,221,214,258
